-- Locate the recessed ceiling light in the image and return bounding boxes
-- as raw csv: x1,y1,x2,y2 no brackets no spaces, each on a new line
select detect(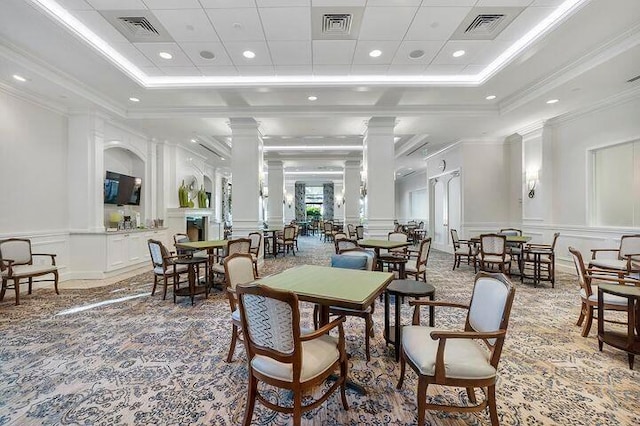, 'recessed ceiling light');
12,74,27,82
159,52,173,60
308,96,317,101
199,50,215,60
369,49,382,58
486,95,497,100
128,97,140,102
220,157,225,161
190,138,197,143
408,50,425,59
243,50,256,59
452,50,465,58
546,99,559,104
